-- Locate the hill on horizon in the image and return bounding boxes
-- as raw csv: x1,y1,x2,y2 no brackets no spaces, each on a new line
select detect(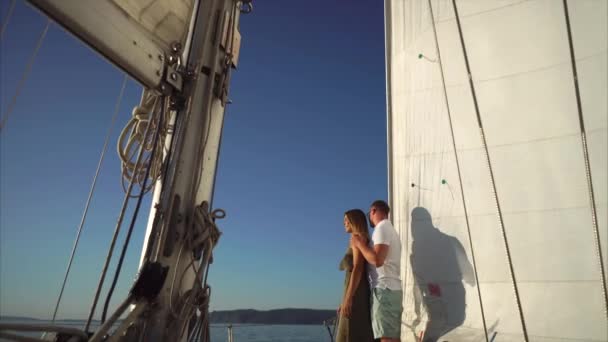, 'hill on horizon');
210,308,335,325
1,308,336,325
